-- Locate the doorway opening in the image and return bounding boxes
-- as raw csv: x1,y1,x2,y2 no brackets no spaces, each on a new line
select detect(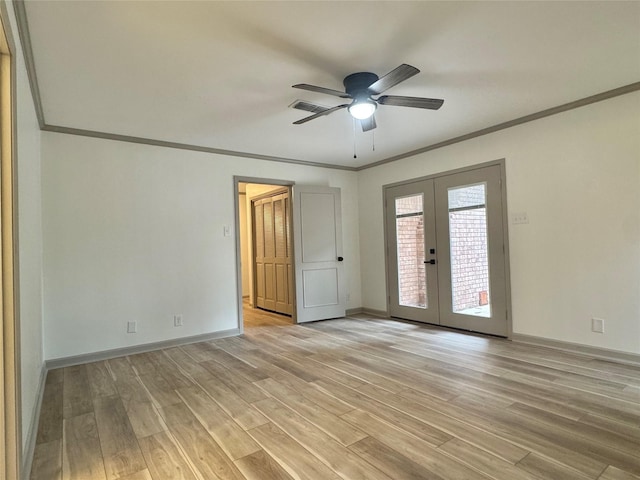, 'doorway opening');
235,178,295,331
384,161,512,337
